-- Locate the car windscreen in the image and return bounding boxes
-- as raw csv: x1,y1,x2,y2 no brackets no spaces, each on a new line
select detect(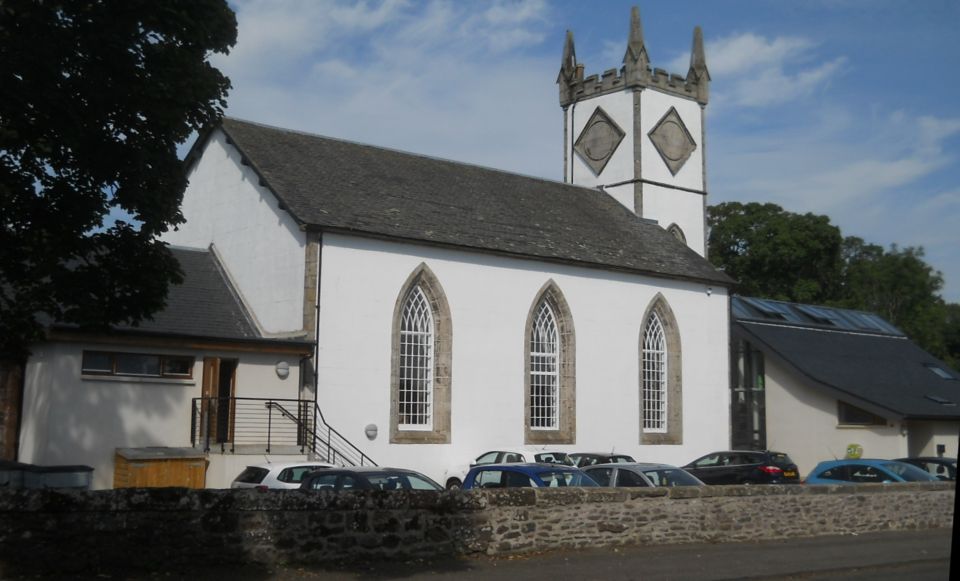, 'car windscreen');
641,468,702,487
537,470,598,487
882,462,938,482
234,466,269,484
